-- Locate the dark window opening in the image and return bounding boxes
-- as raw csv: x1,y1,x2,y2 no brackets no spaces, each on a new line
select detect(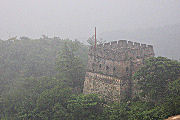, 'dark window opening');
106,66,109,70
136,56,140,59
99,64,102,68
126,67,129,72
113,67,116,71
